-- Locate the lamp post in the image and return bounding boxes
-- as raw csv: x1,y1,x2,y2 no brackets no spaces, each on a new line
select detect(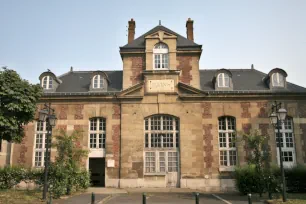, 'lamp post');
269,101,287,202
38,103,57,200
